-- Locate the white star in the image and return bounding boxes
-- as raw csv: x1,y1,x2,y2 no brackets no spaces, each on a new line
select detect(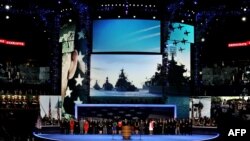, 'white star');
75,73,84,86
78,51,86,73
74,97,82,105
77,51,84,62
65,87,72,98
78,29,85,40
